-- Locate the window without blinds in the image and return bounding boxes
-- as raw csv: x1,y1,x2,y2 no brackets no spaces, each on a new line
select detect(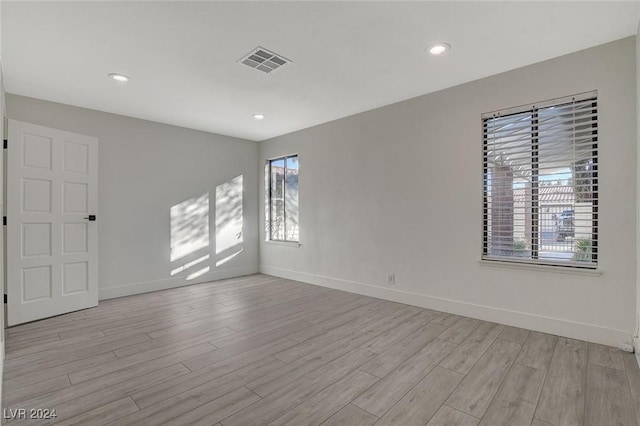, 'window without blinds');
267,155,299,242
482,92,598,268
